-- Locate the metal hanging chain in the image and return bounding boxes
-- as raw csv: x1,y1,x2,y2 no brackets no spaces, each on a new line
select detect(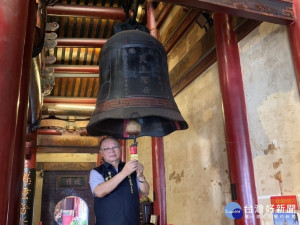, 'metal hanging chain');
122,0,134,20
130,0,139,24
115,0,148,33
